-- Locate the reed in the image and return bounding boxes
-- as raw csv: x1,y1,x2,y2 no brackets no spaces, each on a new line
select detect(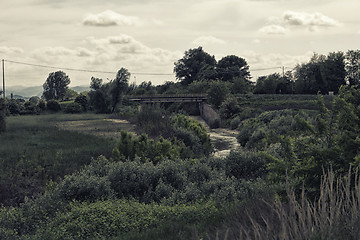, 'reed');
208,168,360,240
